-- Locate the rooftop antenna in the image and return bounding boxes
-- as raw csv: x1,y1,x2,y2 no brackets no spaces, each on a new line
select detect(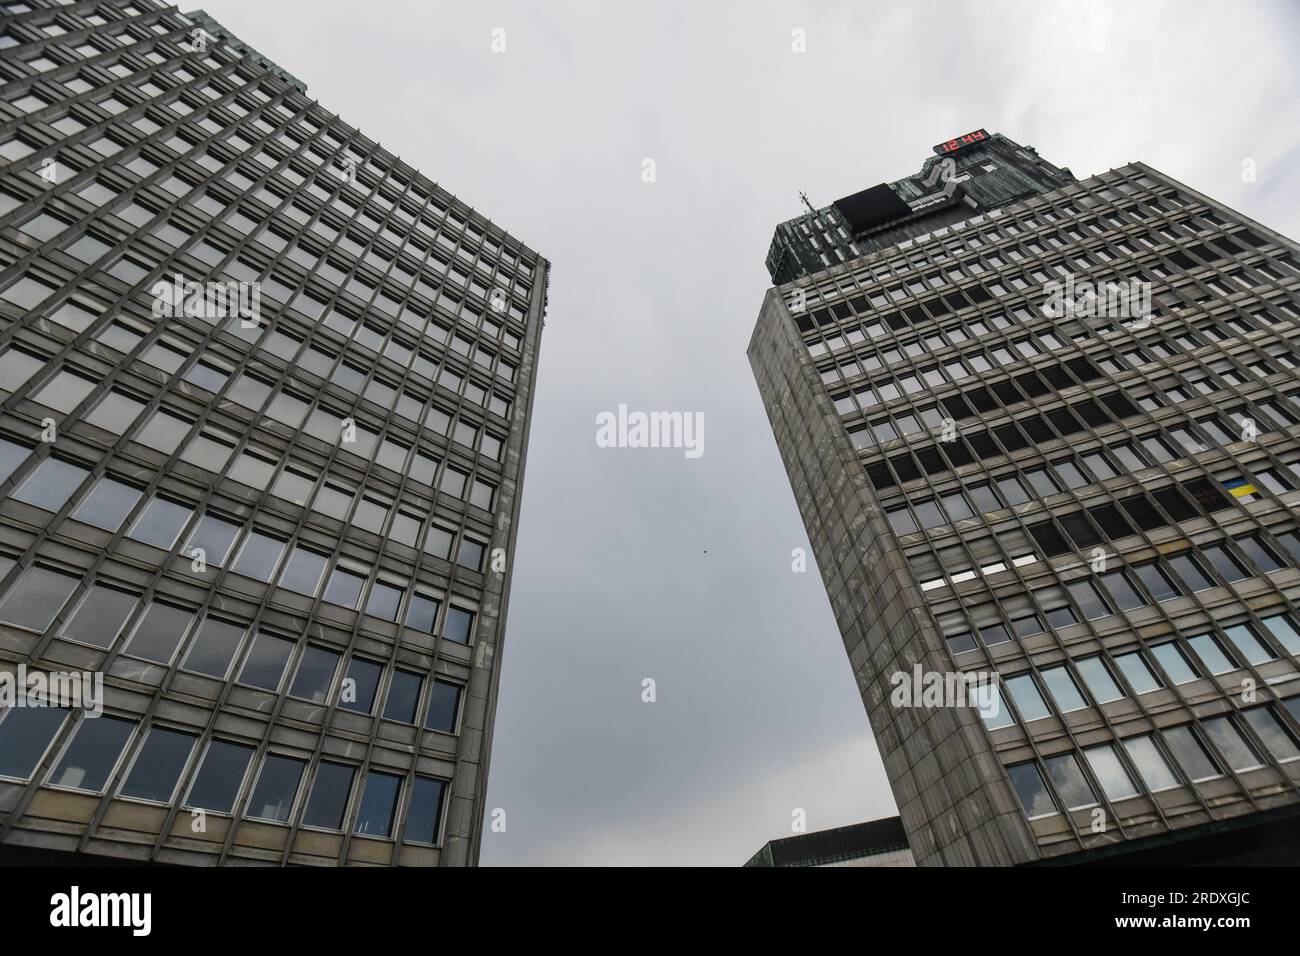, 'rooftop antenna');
799,191,816,215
